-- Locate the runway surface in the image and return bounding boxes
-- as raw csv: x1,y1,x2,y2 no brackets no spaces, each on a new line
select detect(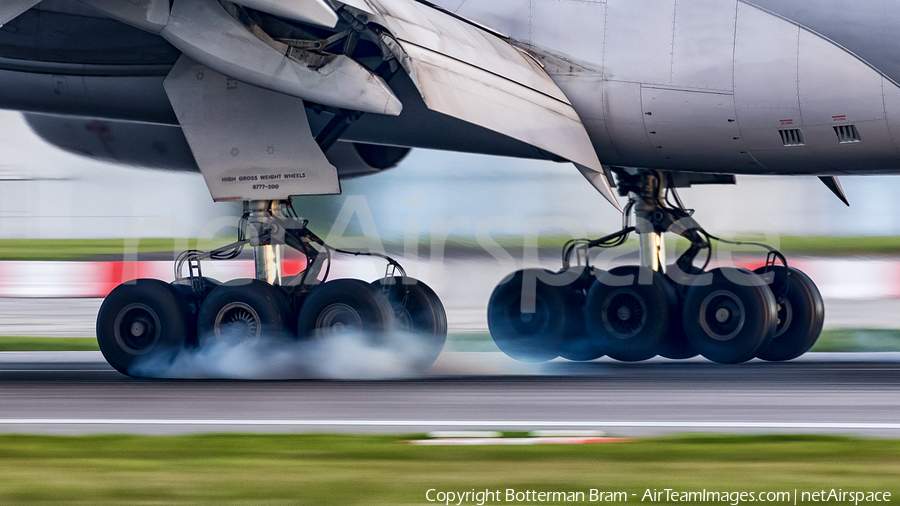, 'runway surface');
2,351,899,437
